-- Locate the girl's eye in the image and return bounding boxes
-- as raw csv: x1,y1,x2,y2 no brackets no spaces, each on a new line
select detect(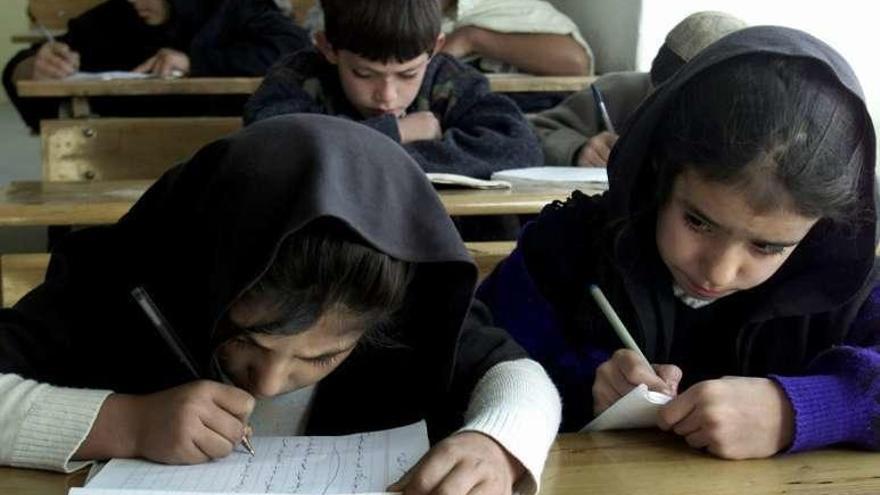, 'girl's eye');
306,354,341,368
752,243,787,256
684,212,712,233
